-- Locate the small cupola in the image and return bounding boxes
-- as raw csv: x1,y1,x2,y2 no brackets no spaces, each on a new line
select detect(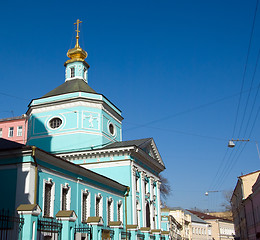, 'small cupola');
64,19,90,82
